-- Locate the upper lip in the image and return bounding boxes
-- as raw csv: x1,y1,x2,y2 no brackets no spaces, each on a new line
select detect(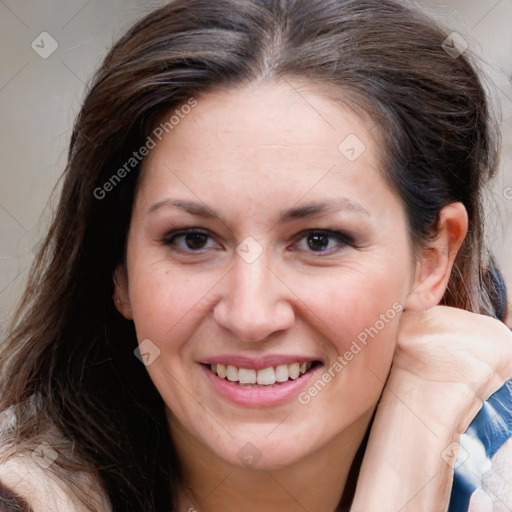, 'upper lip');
199,355,320,370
